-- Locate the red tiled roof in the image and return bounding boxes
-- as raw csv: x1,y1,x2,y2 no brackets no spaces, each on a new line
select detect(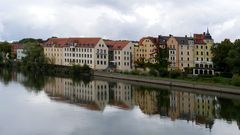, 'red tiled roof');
11,43,23,49
44,37,101,48
194,34,205,44
105,40,130,50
